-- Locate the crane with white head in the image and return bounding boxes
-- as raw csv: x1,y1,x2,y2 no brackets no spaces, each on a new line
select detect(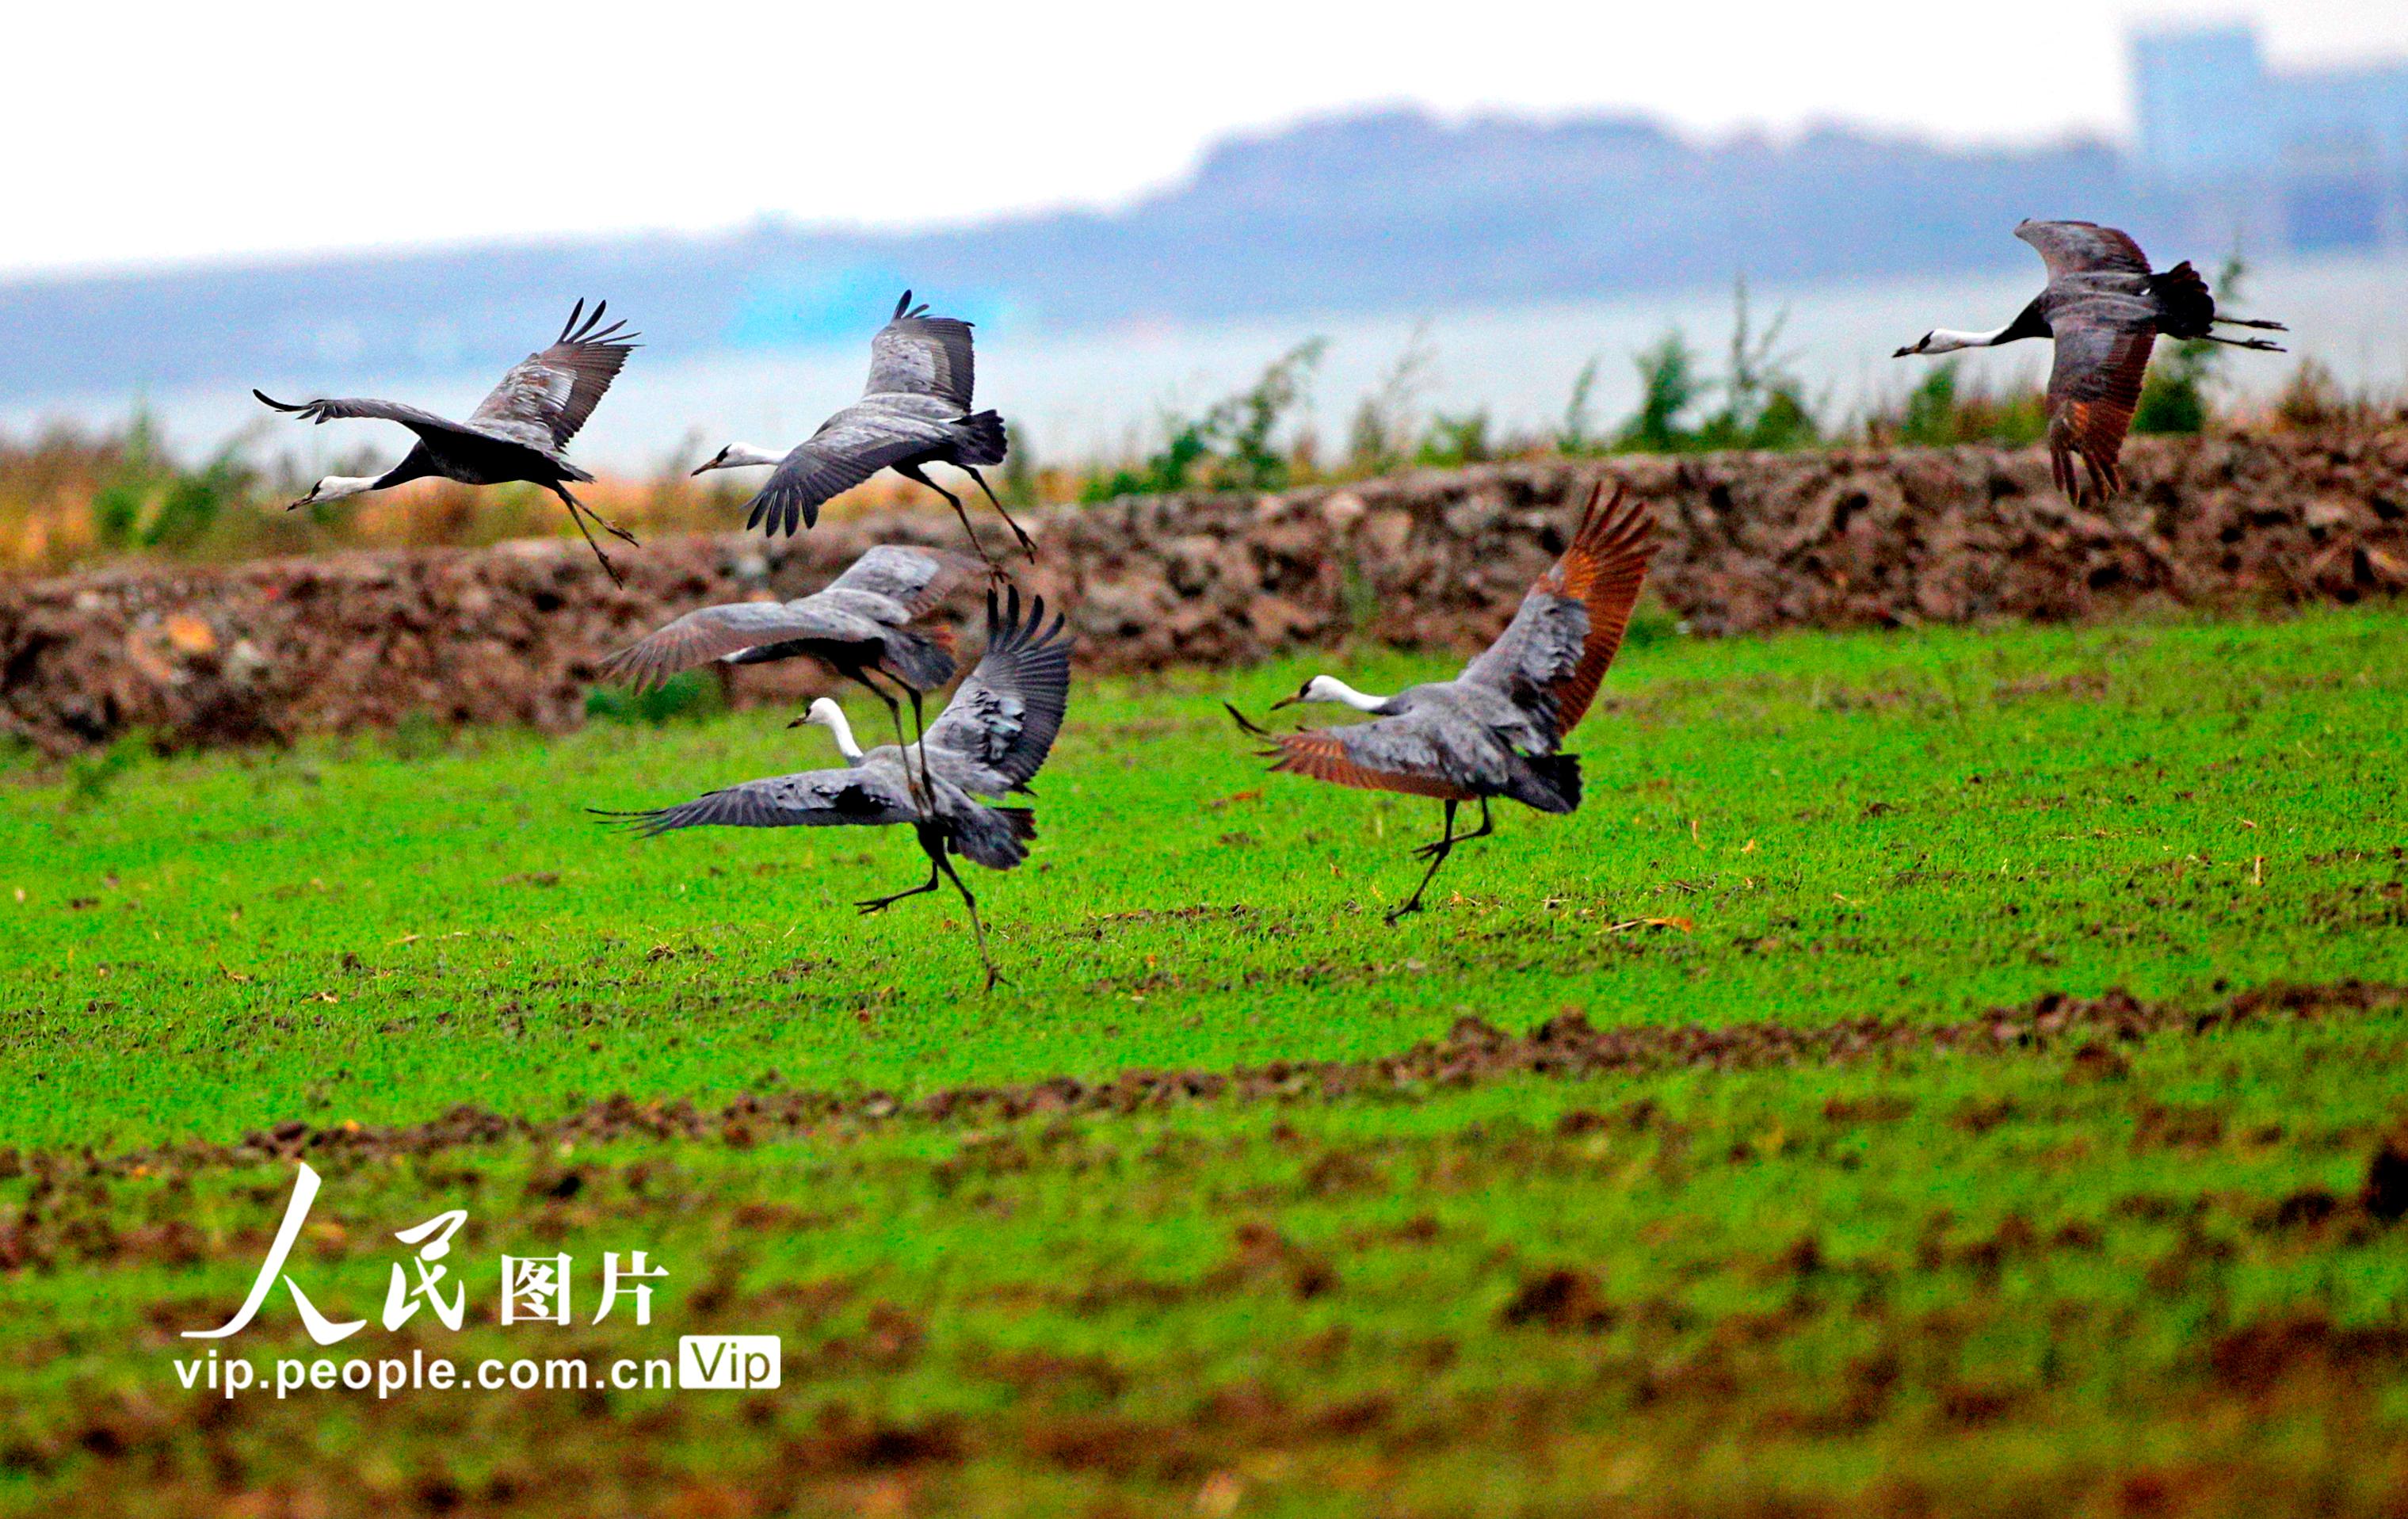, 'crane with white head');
255,301,642,581
1228,483,1658,922
1894,220,2285,503
597,588,1073,988
693,291,1034,571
